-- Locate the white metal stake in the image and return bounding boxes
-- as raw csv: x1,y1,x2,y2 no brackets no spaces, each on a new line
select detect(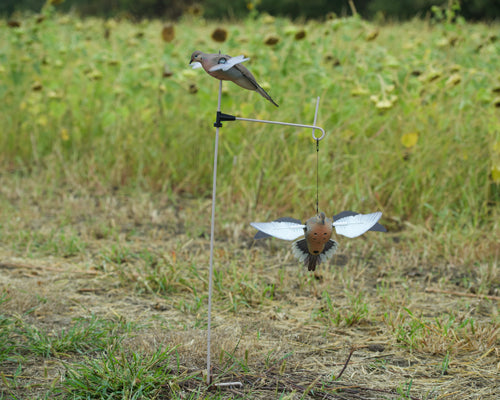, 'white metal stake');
206,80,223,385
